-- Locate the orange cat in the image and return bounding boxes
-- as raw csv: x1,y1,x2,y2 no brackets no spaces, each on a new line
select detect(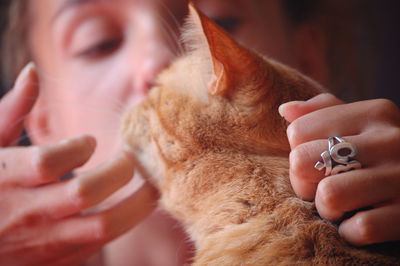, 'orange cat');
122,3,400,265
